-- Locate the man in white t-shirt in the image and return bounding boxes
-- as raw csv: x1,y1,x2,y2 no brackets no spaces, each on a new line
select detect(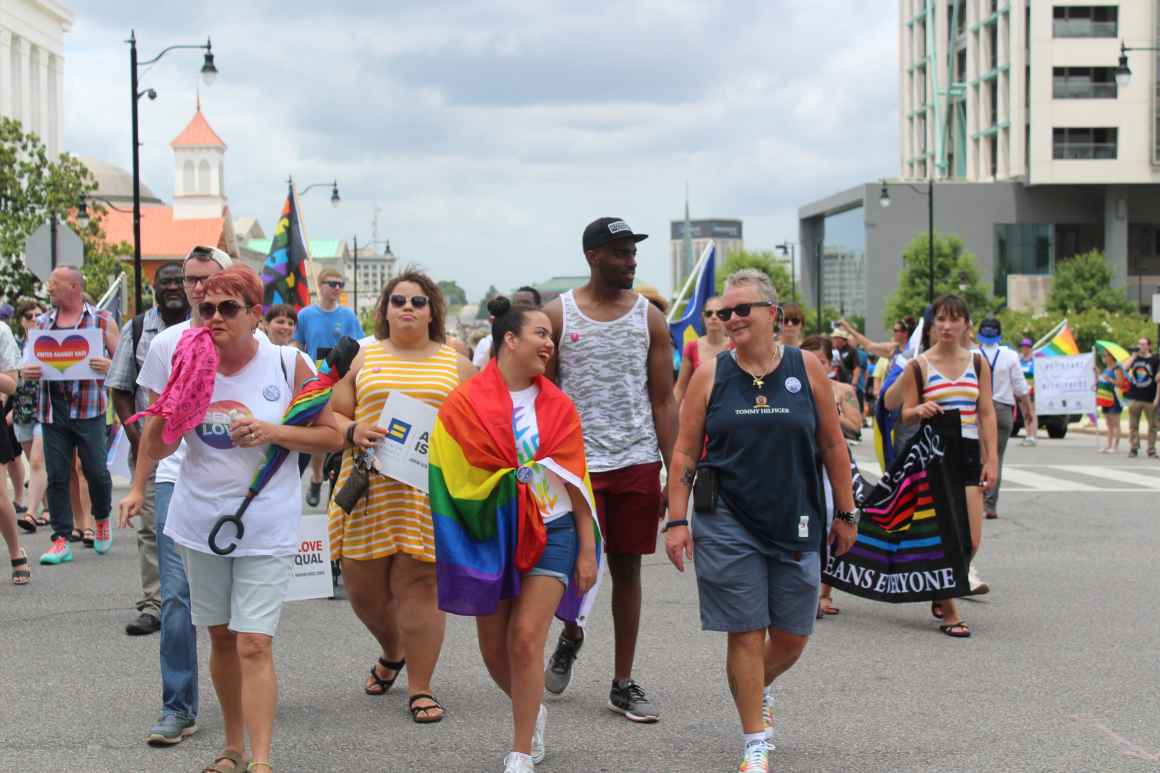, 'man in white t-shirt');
117,244,232,748
976,318,1032,521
